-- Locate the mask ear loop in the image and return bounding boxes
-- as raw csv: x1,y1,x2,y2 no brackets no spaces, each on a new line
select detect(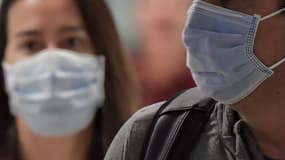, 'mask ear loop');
270,57,285,70
261,7,285,21
260,7,285,70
